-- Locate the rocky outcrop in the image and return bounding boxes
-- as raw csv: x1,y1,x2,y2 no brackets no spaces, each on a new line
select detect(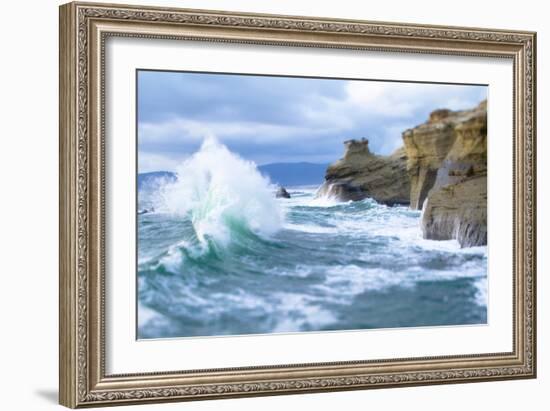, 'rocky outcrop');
409,100,487,247
275,186,291,199
421,176,487,247
315,100,486,248
316,138,410,206
404,109,462,209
